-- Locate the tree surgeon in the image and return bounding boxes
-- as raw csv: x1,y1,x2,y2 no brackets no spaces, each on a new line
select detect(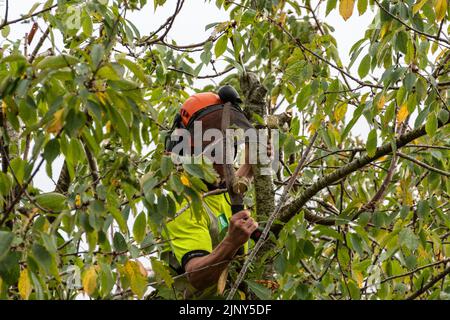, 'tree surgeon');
162,85,264,295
